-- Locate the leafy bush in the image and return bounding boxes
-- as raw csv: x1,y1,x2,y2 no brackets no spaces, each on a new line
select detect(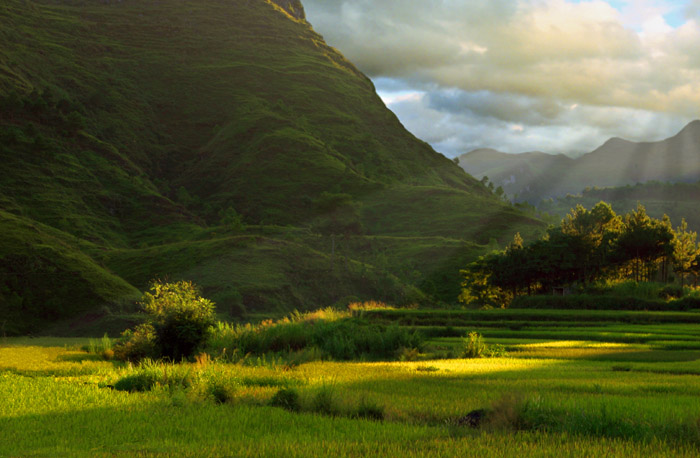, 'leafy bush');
670,295,700,311
140,280,216,360
484,343,508,358
113,323,157,362
114,372,159,392
218,207,245,232
659,285,684,300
